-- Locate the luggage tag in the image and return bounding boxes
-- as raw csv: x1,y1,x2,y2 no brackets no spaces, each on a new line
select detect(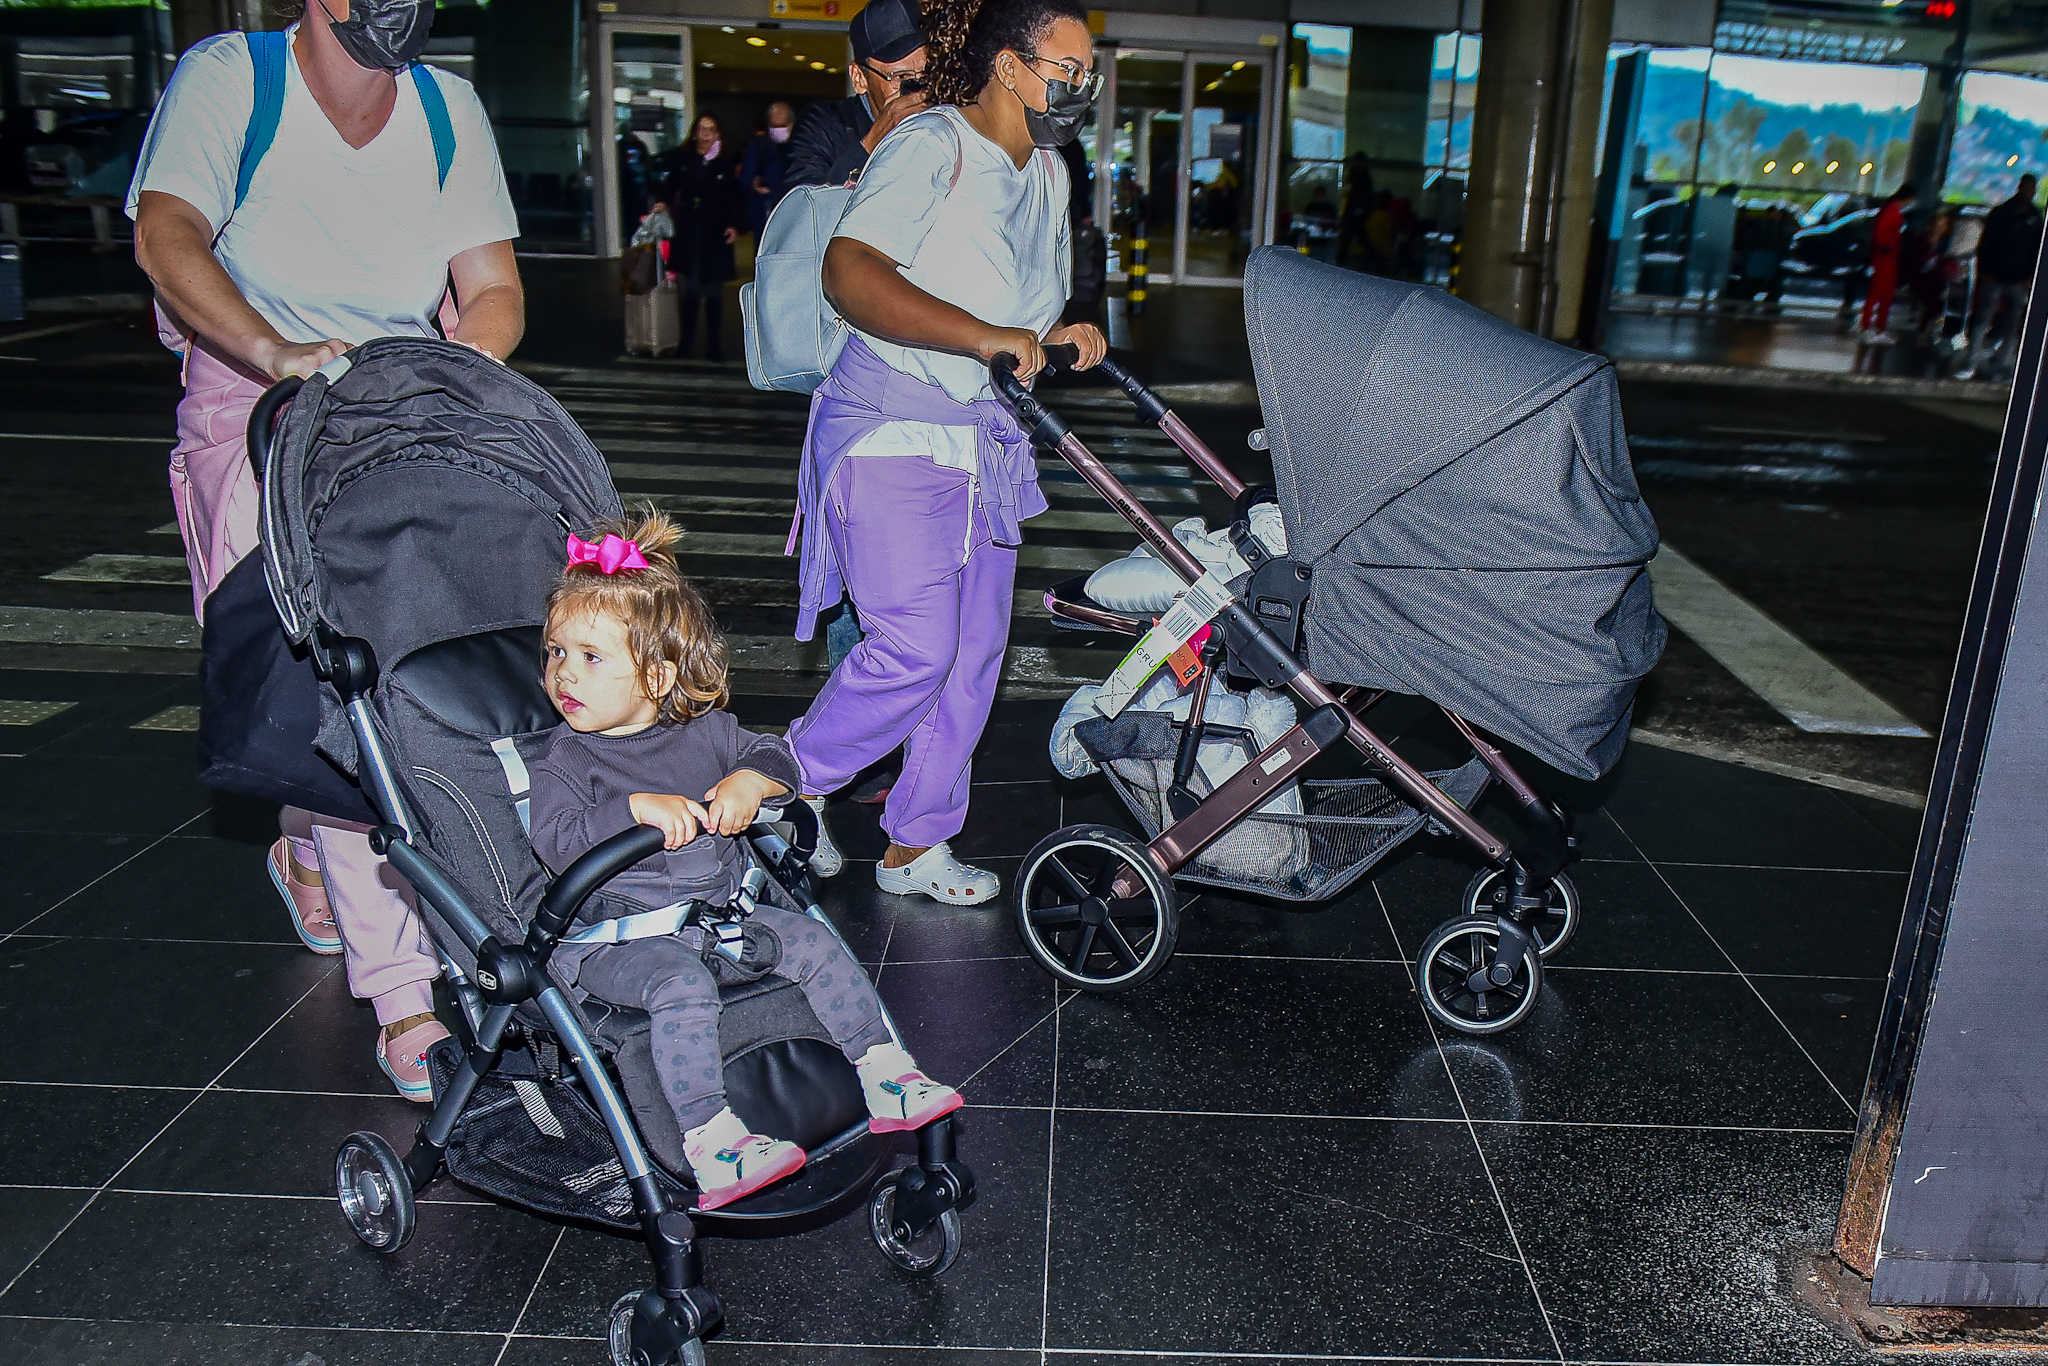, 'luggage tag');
1165,623,1214,687
1094,569,1233,719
